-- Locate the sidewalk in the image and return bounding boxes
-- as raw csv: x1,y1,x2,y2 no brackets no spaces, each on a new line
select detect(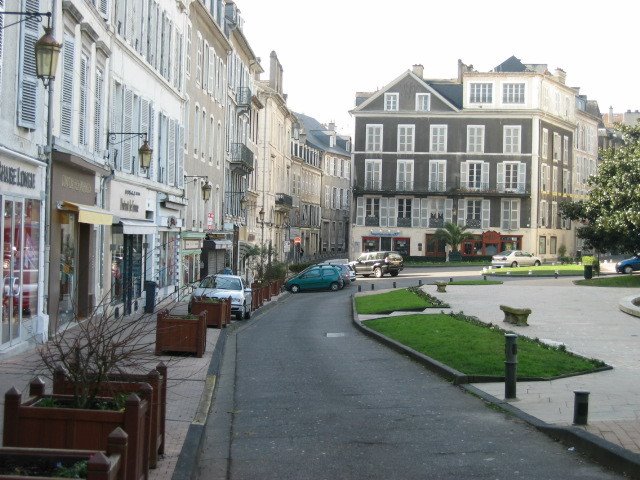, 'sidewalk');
0,290,286,480
355,271,640,471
